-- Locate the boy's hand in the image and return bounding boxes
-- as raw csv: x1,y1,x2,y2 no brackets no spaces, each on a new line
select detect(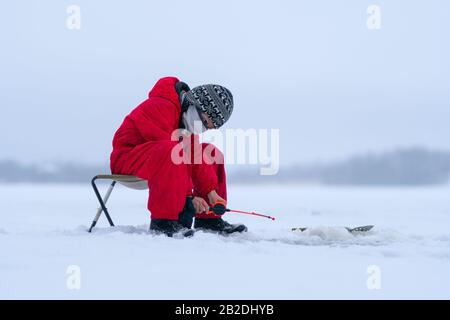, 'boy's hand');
207,190,227,207
192,197,209,214
206,190,227,215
